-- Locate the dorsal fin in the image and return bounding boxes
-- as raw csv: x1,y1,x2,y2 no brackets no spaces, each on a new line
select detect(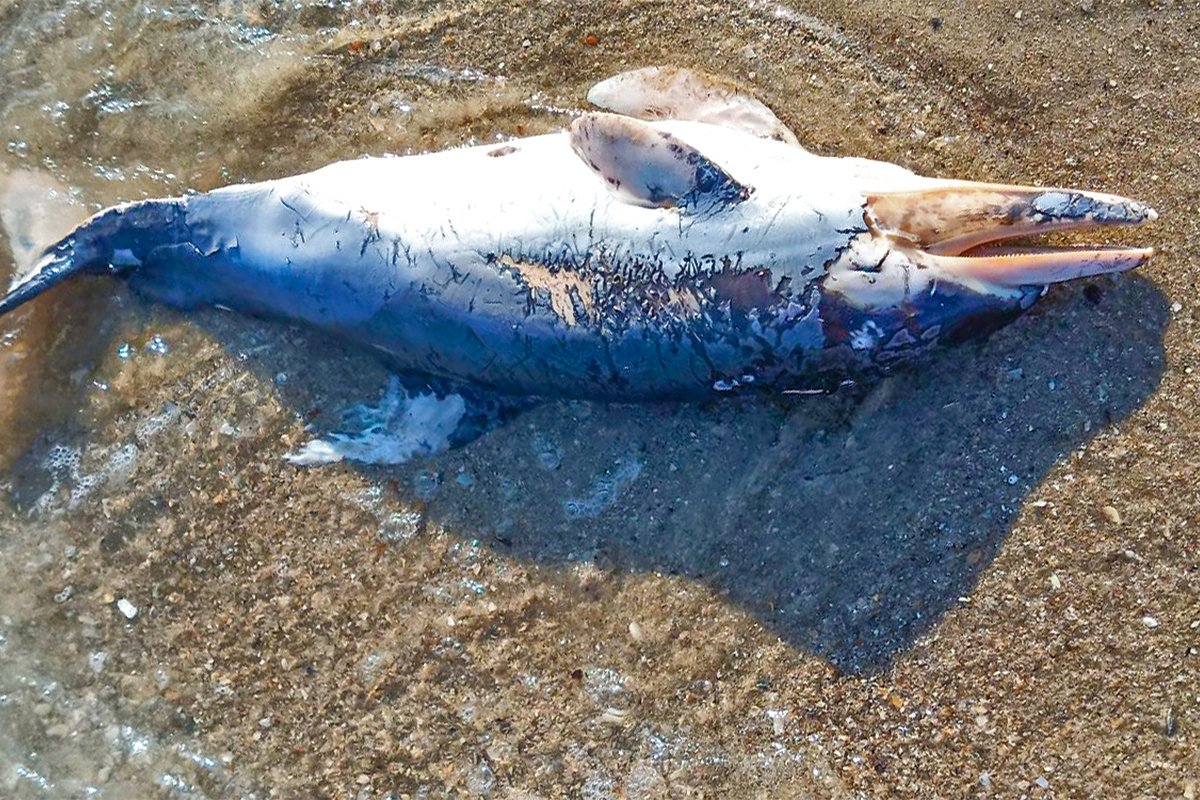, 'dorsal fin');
586,66,801,147
569,113,751,214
